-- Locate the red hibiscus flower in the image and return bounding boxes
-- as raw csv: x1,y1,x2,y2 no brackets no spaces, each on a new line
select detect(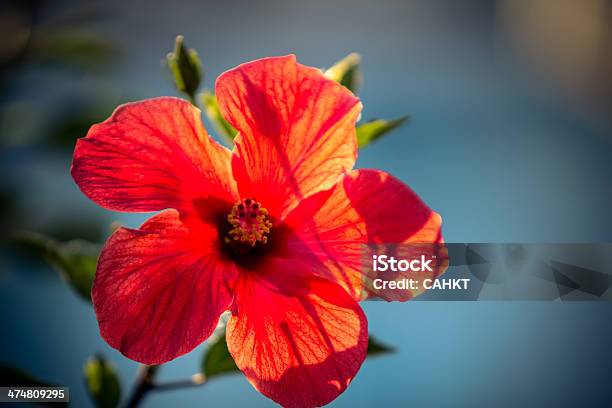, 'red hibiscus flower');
71,55,443,407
